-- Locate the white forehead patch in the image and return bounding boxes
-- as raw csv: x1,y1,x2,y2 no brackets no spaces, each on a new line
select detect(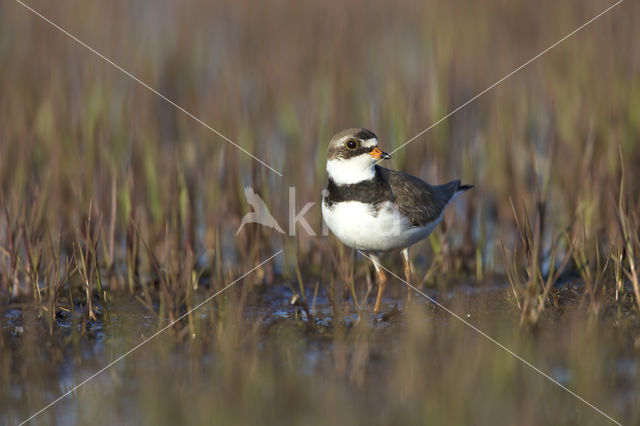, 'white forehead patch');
361,138,378,148
337,136,378,148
